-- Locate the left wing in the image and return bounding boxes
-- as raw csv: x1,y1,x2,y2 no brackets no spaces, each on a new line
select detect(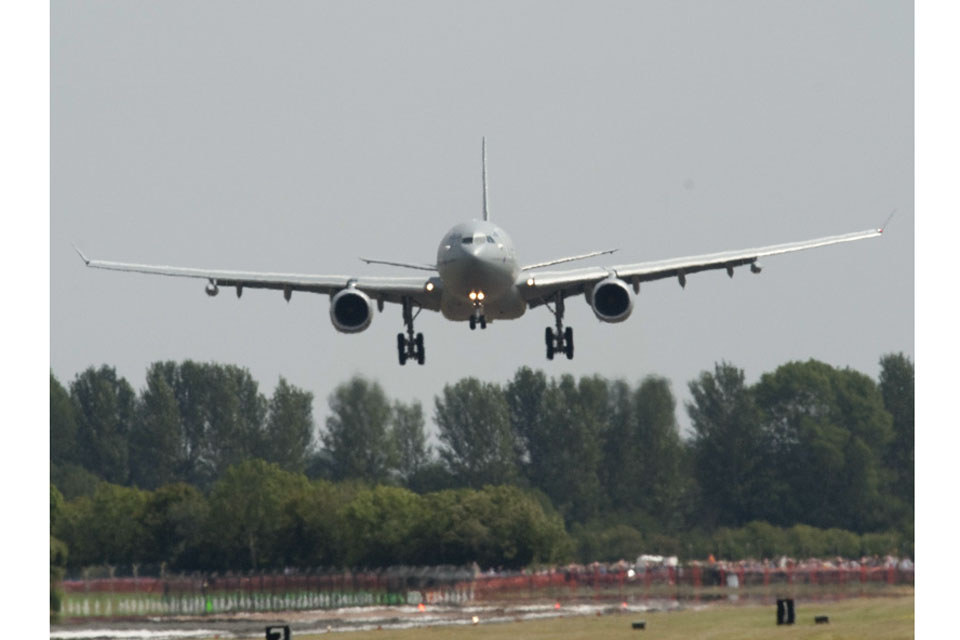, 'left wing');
519,226,884,308
74,247,441,310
